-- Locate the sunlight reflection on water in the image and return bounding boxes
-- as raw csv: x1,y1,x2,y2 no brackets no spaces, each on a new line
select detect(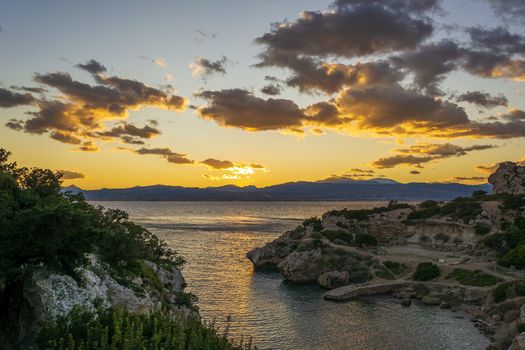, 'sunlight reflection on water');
93,201,489,350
